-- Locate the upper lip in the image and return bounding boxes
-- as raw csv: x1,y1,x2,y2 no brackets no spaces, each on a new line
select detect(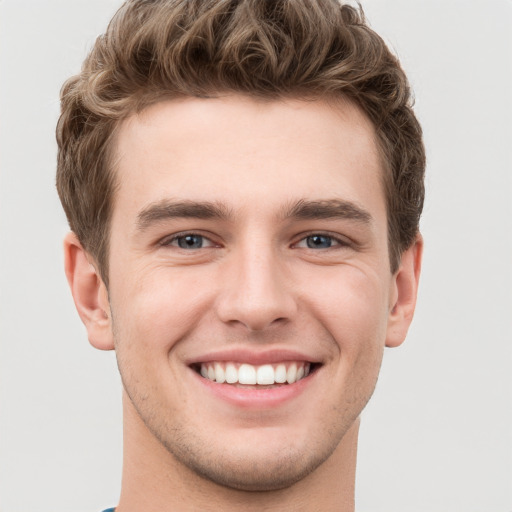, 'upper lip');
185,348,322,366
